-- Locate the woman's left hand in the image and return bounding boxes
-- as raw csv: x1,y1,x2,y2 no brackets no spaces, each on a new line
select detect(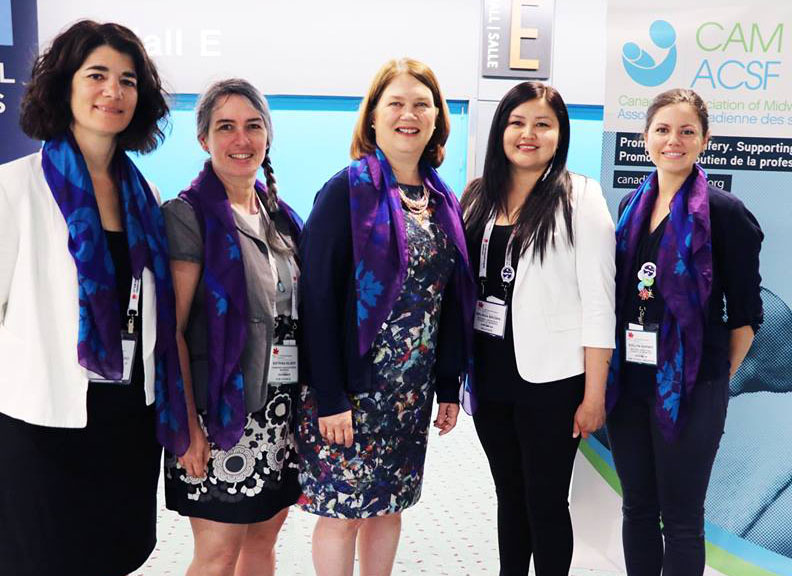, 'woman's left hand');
433,402,460,436
573,399,606,439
